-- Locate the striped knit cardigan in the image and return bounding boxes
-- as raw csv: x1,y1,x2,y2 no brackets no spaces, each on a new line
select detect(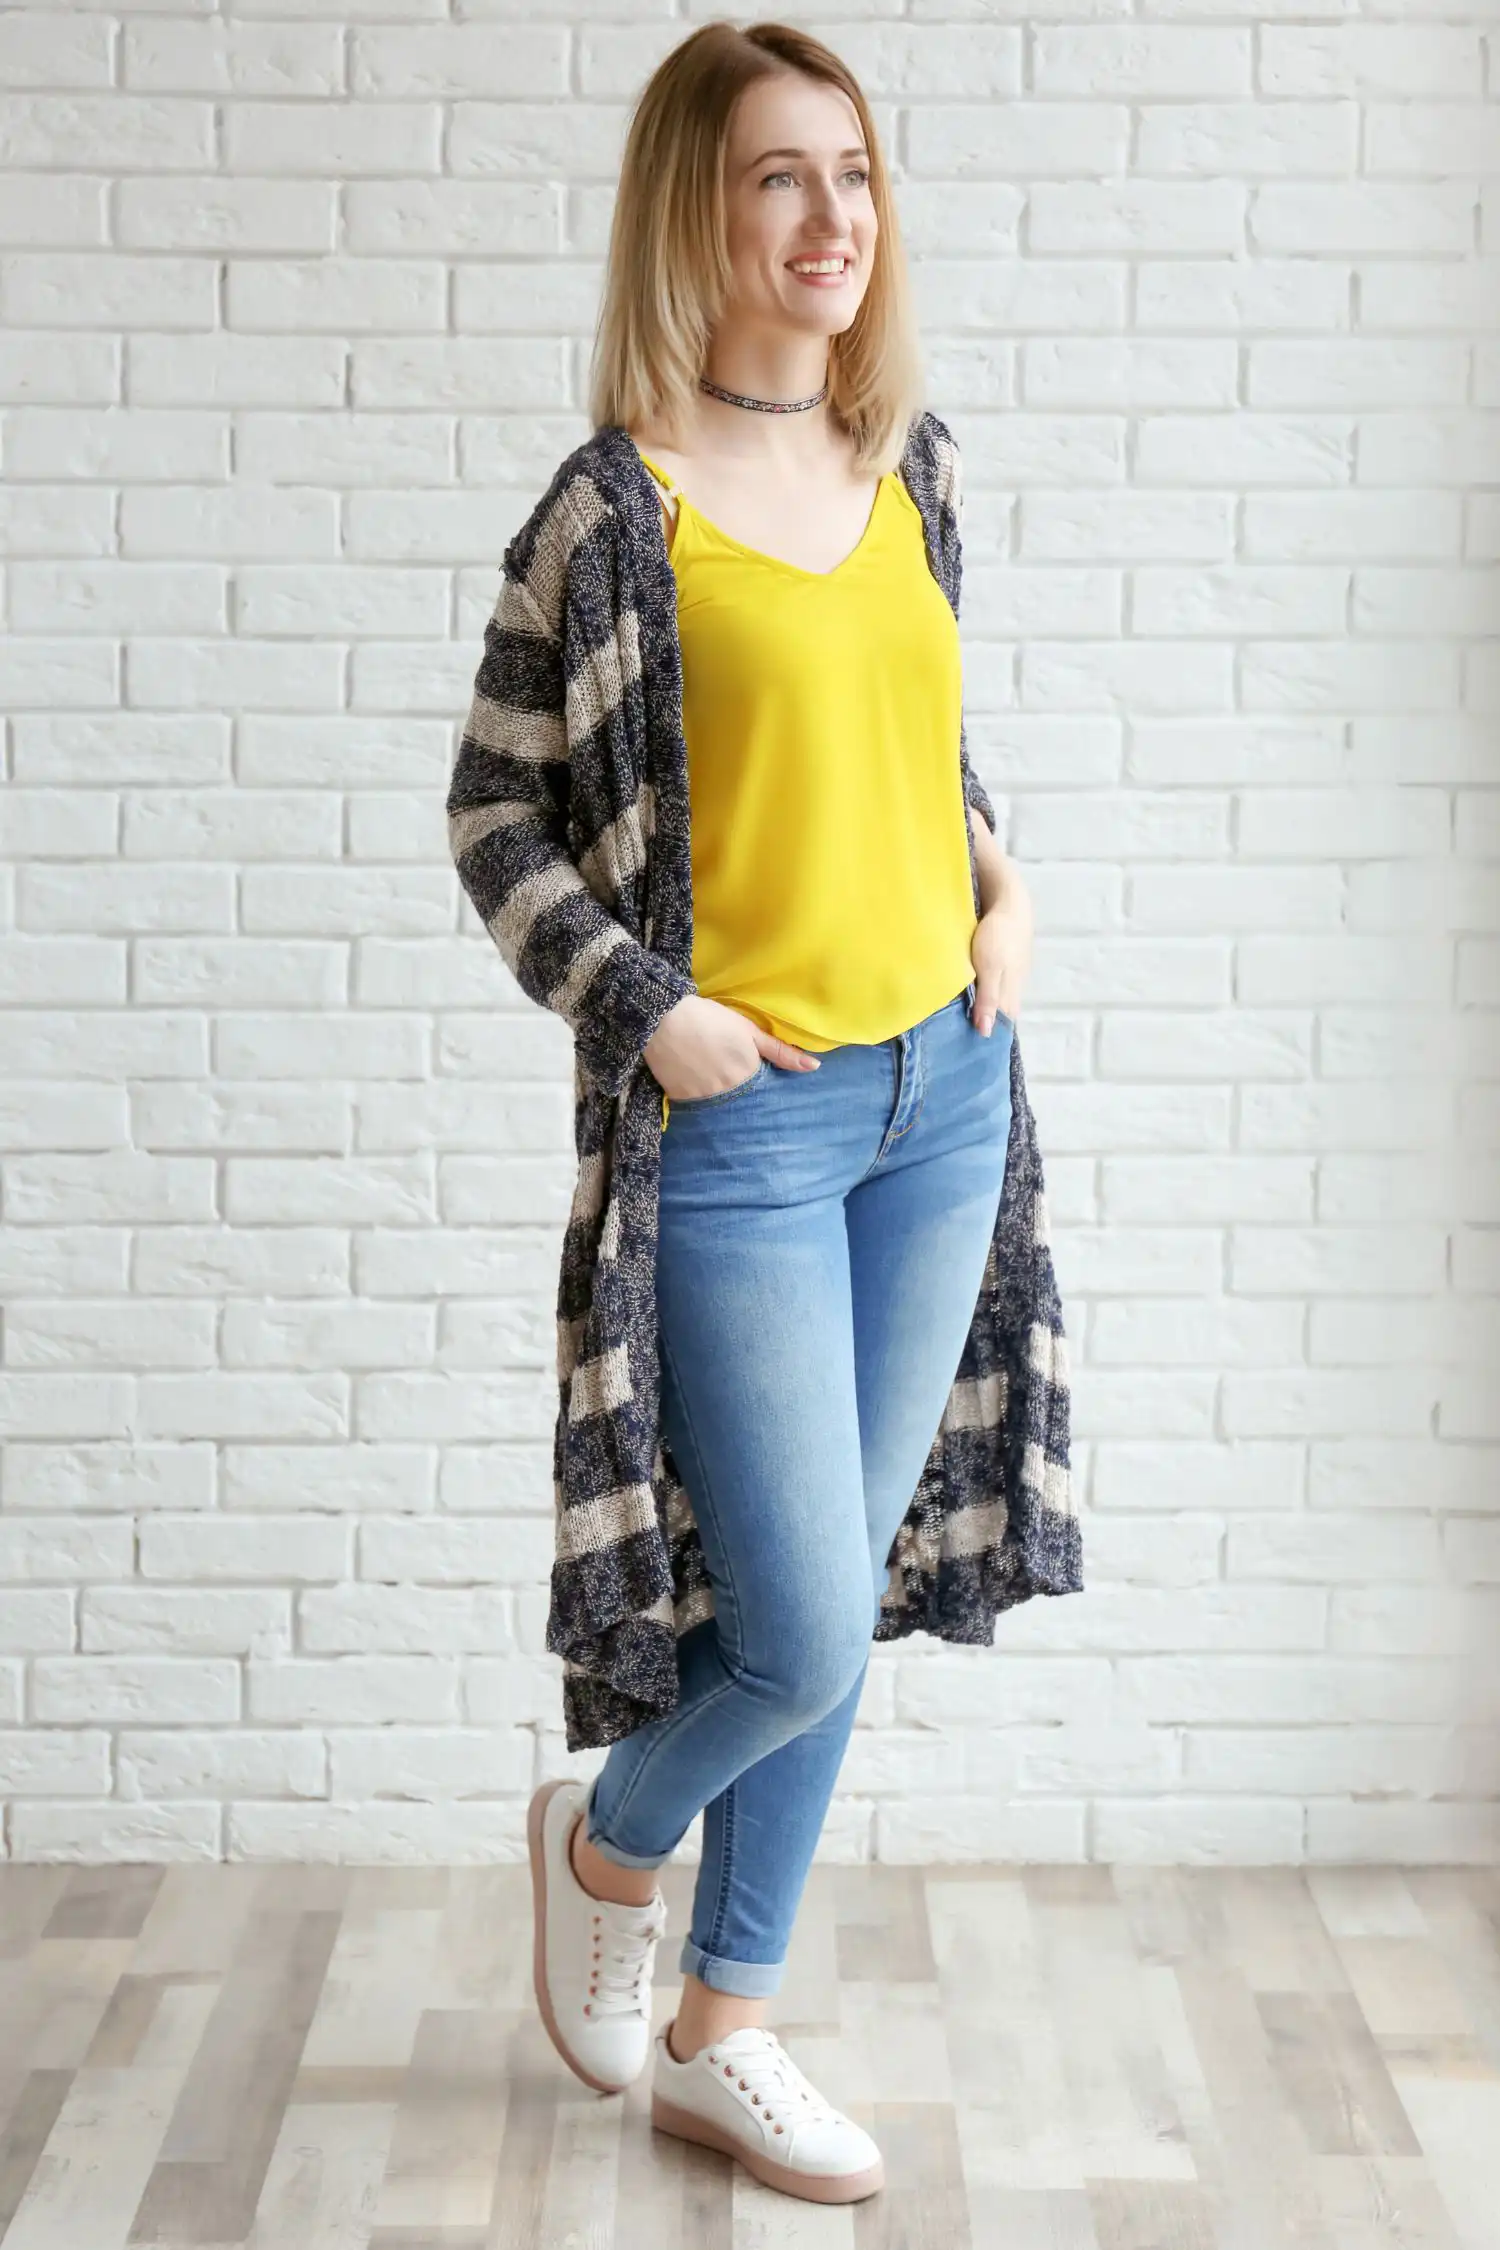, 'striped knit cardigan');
447,410,1081,1753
